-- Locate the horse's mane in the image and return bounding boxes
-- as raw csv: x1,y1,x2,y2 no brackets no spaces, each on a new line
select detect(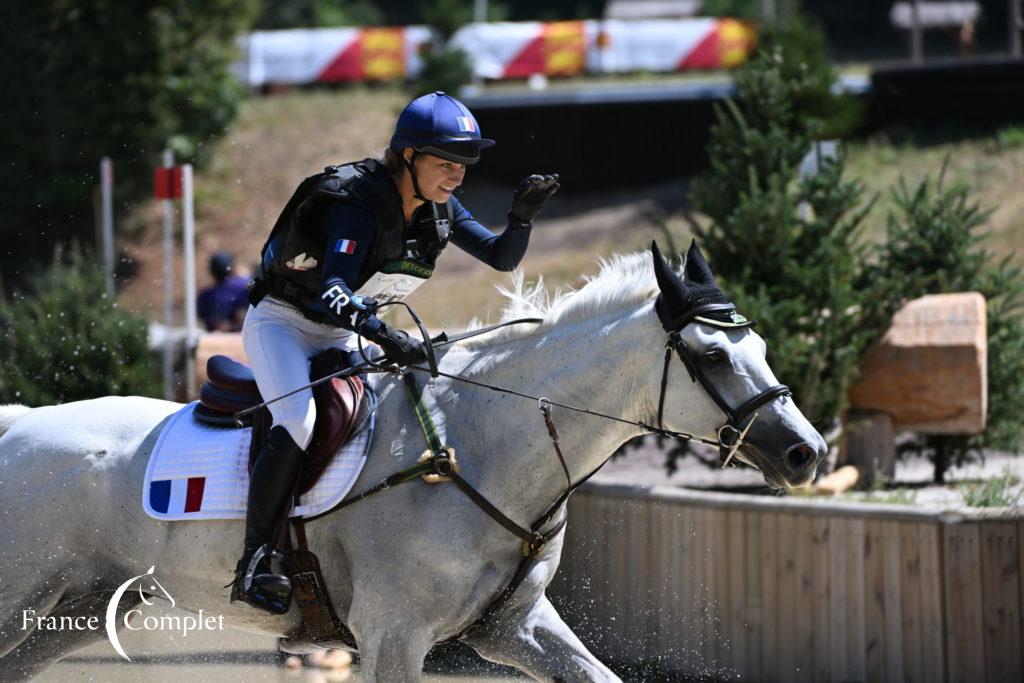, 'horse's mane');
459,251,660,349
